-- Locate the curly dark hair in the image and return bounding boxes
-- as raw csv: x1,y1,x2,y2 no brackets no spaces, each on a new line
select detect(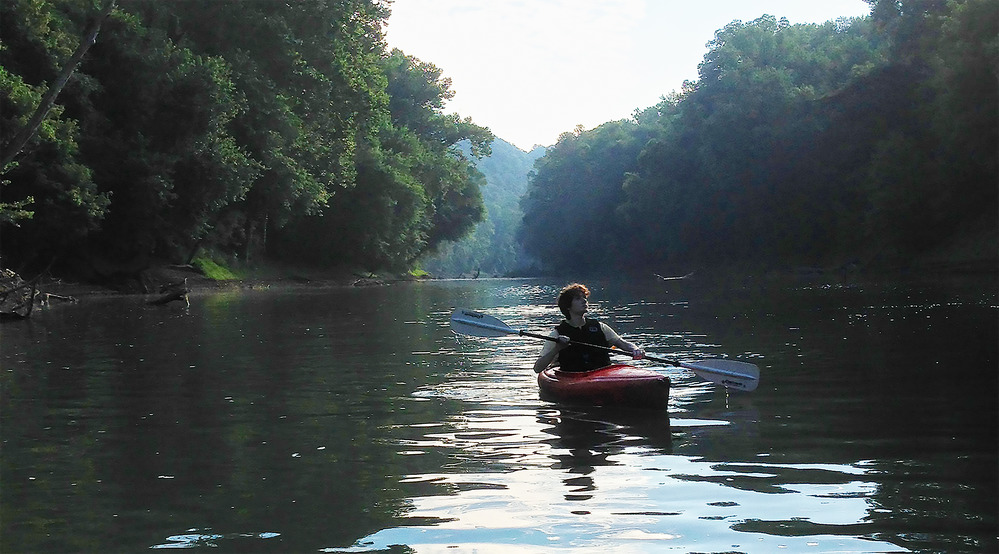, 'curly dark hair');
557,283,590,318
